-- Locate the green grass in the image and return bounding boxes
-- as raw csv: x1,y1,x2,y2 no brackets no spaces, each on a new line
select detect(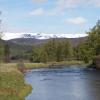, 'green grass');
24,63,49,69
24,60,86,69
0,64,32,100
48,60,85,65
0,60,85,69
0,61,87,70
